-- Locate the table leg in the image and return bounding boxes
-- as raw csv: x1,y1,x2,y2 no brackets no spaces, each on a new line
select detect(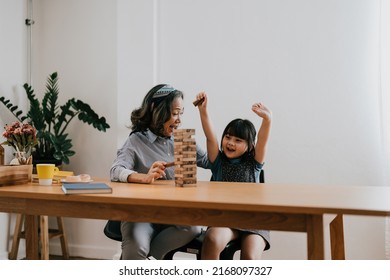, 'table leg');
39,215,49,260
330,214,345,260
8,214,24,259
25,215,39,260
306,214,324,260
57,217,70,259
